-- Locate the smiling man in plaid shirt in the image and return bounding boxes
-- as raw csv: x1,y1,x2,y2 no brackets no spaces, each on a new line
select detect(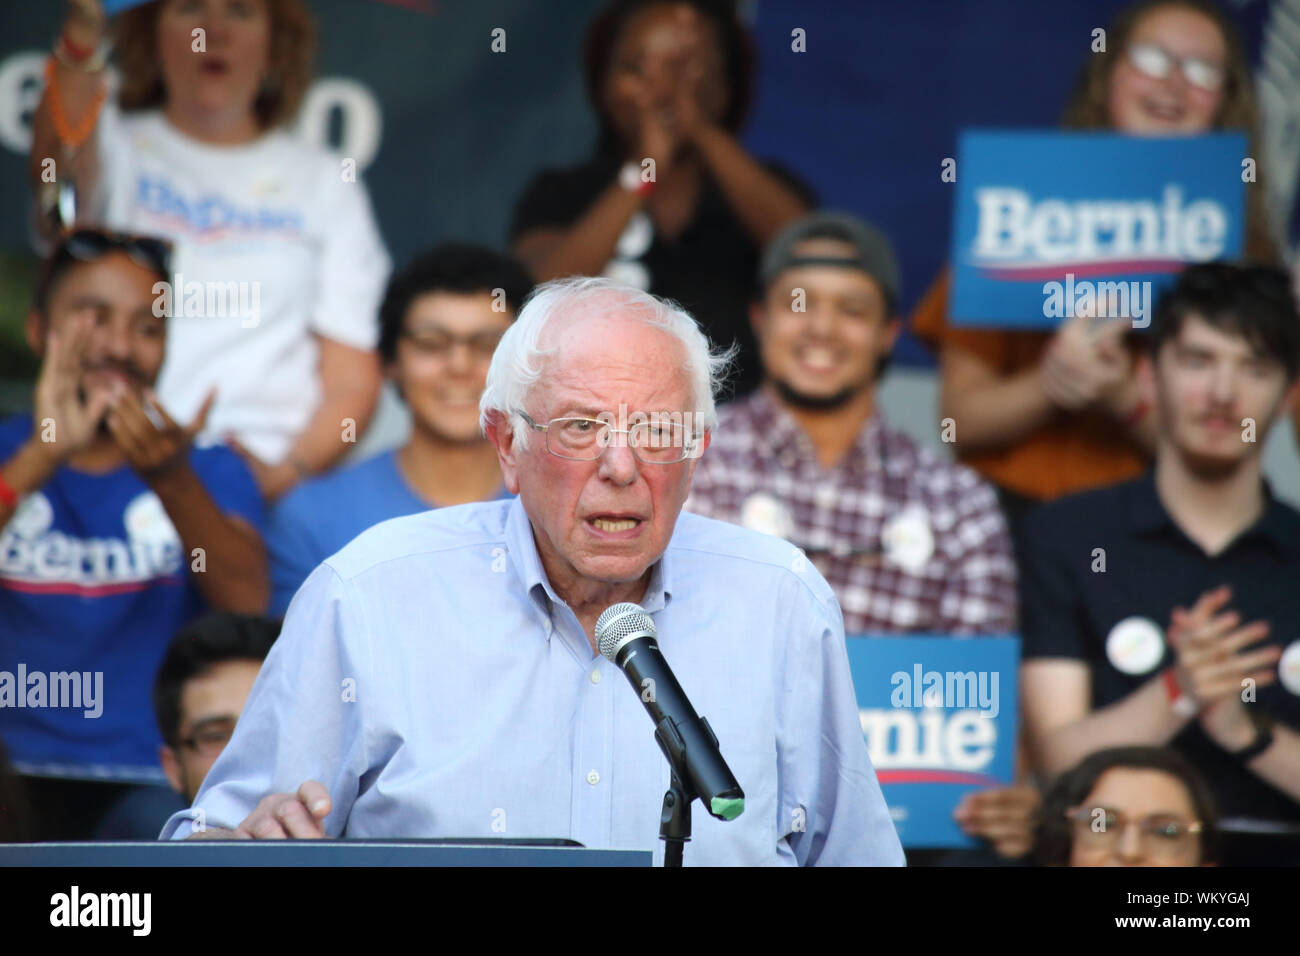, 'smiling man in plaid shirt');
686,211,1018,637
686,211,1033,861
